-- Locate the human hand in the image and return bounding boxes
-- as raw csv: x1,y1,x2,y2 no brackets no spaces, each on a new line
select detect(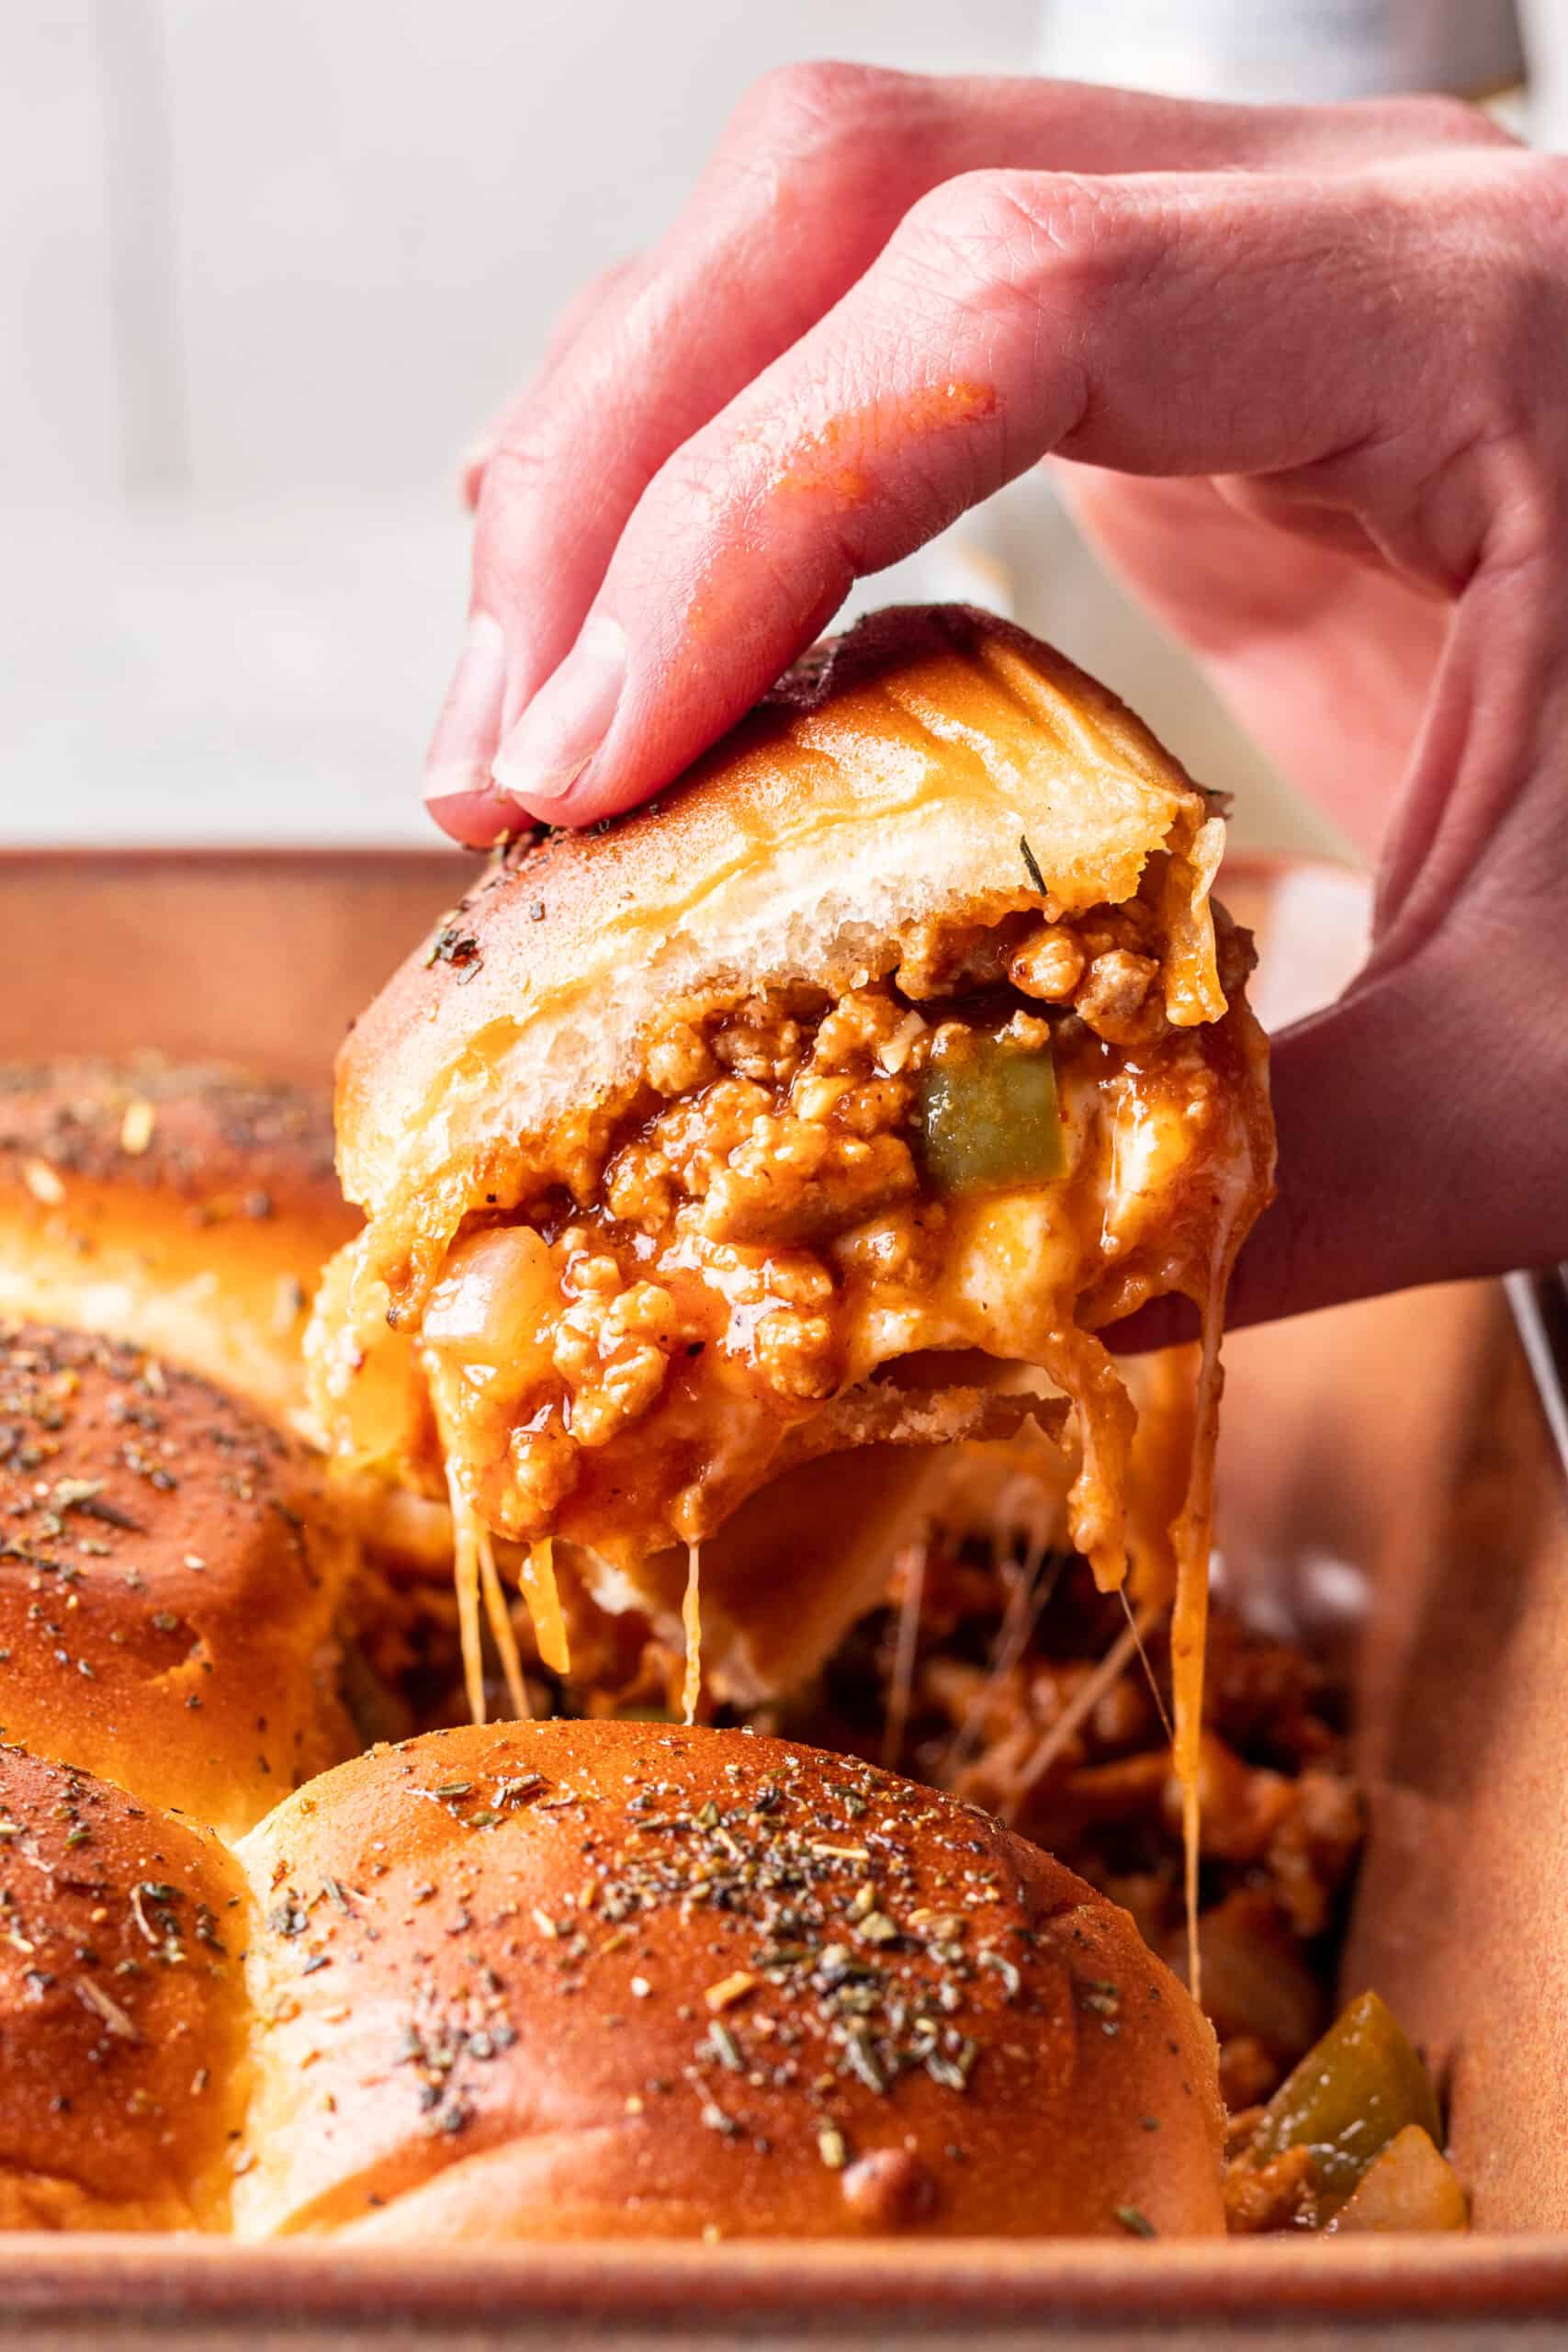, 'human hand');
427,68,1568,1325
